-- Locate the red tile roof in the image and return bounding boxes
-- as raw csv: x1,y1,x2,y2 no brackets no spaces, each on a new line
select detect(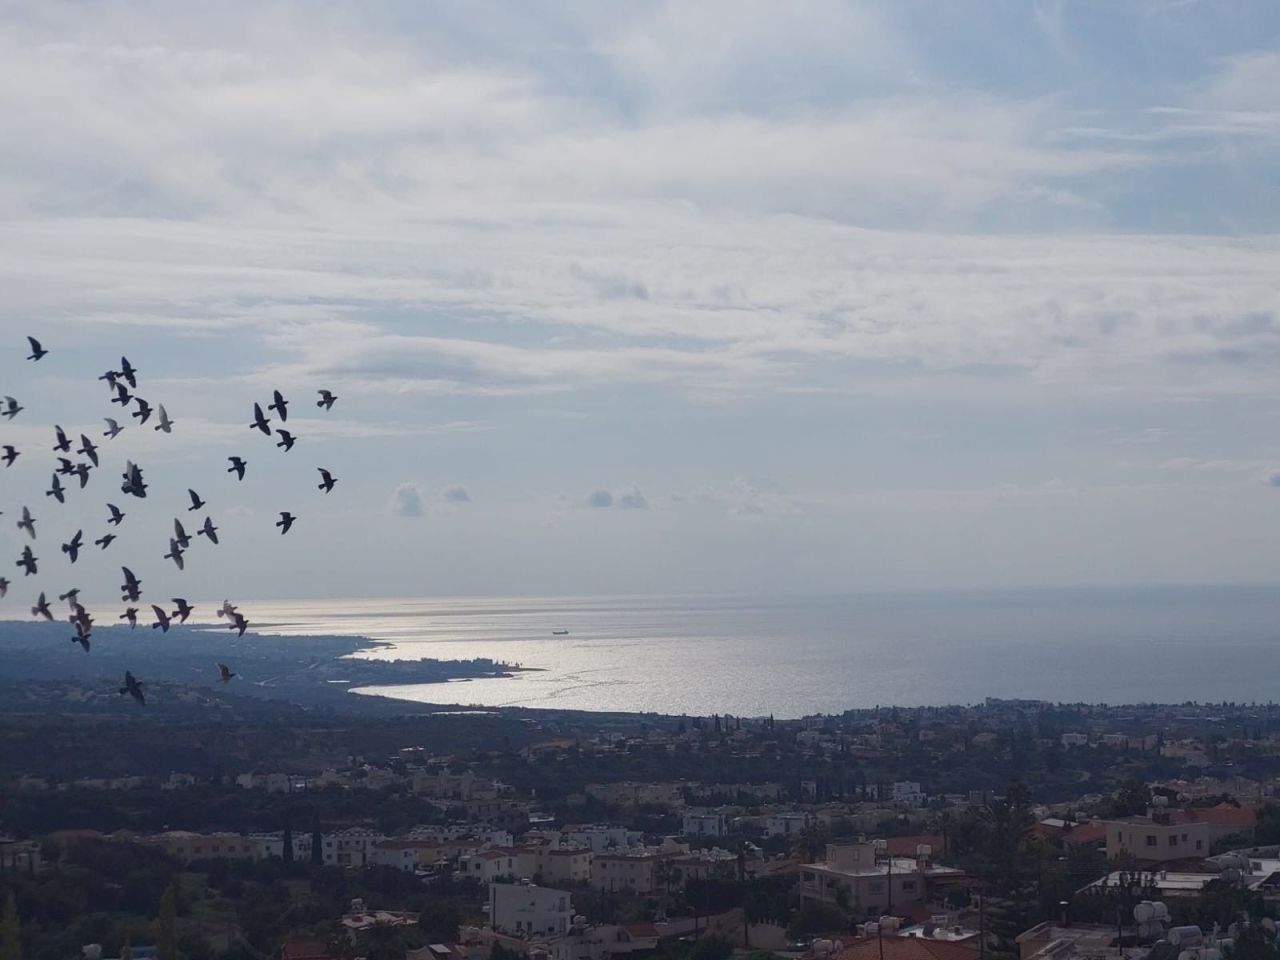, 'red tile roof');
884,835,945,858
282,943,332,960
831,936,980,960
1062,822,1106,846
1173,804,1257,828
